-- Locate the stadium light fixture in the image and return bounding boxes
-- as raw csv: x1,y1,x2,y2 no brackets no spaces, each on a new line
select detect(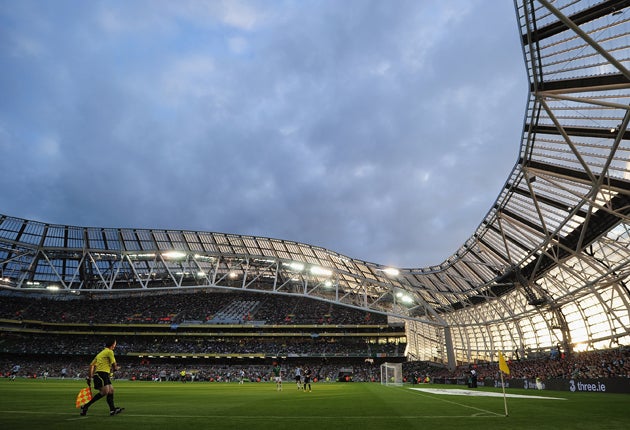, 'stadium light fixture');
395,290,413,304
310,266,332,277
129,253,156,259
193,254,214,261
382,267,400,276
286,262,305,271
163,251,187,260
